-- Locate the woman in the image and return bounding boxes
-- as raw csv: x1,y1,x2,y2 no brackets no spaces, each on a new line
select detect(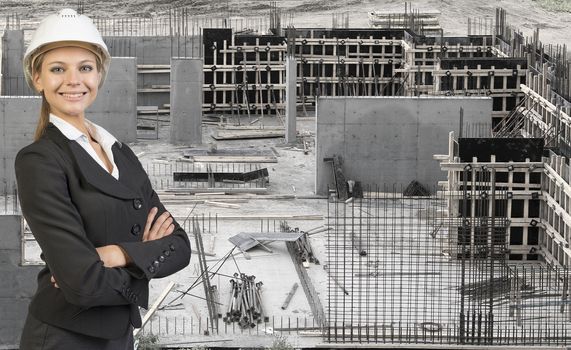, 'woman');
16,9,191,349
